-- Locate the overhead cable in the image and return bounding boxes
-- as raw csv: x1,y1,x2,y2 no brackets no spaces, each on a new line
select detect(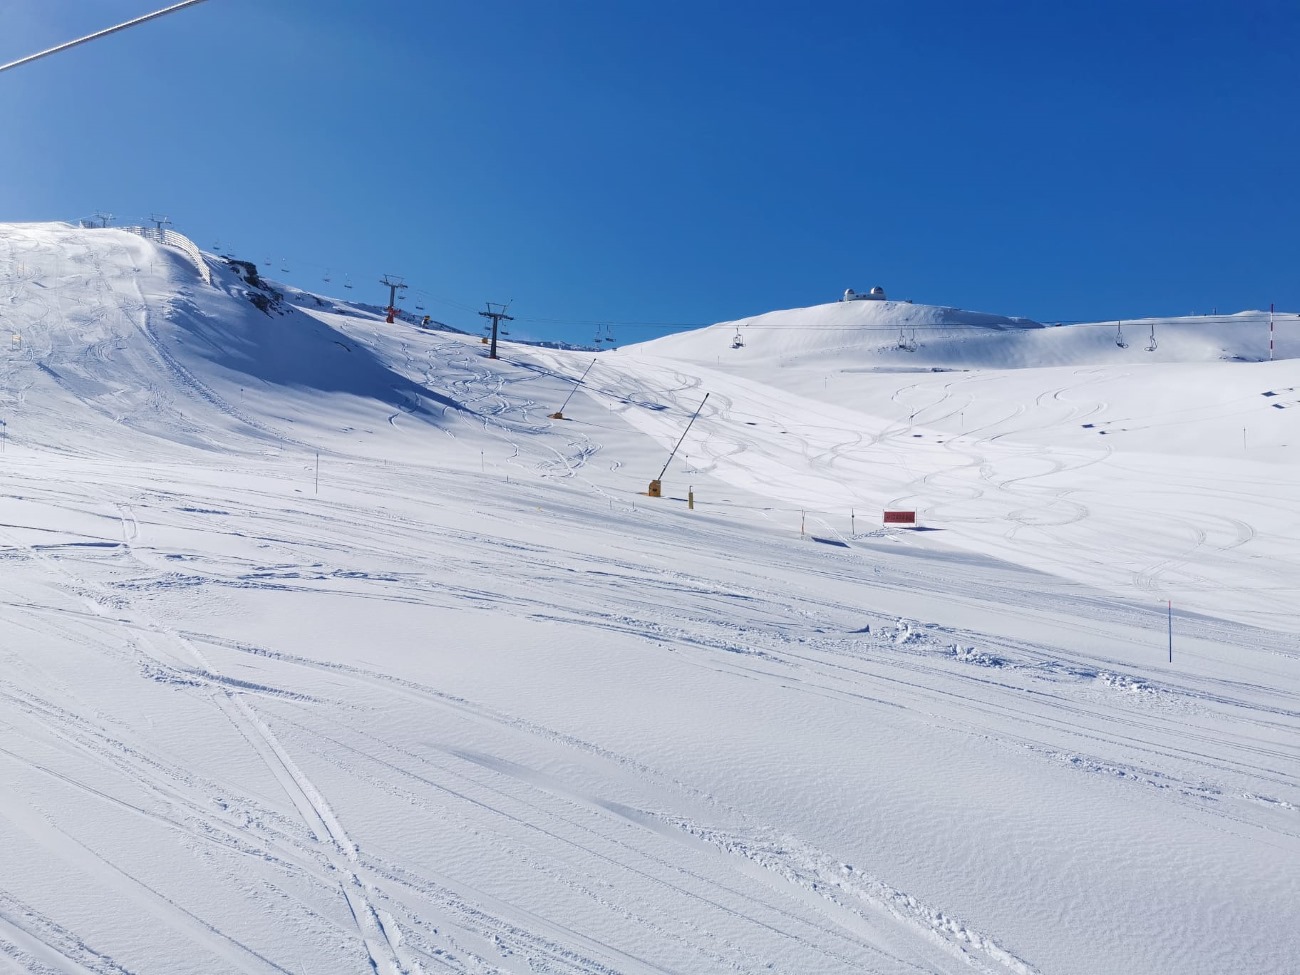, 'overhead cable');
0,0,210,75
